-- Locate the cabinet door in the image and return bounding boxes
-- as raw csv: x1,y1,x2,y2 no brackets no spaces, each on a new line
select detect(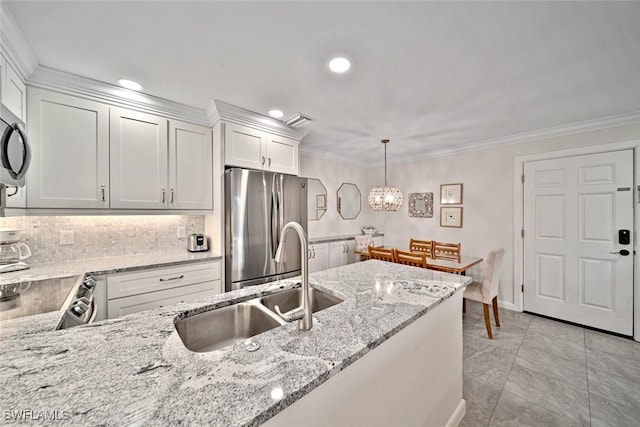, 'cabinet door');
169,120,213,210
1,56,26,121
27,88,110,208
266,134,299,175
309,243,329,273
110,108,168,209
224,122,265,169
329,241,349,268
345,240,356,265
